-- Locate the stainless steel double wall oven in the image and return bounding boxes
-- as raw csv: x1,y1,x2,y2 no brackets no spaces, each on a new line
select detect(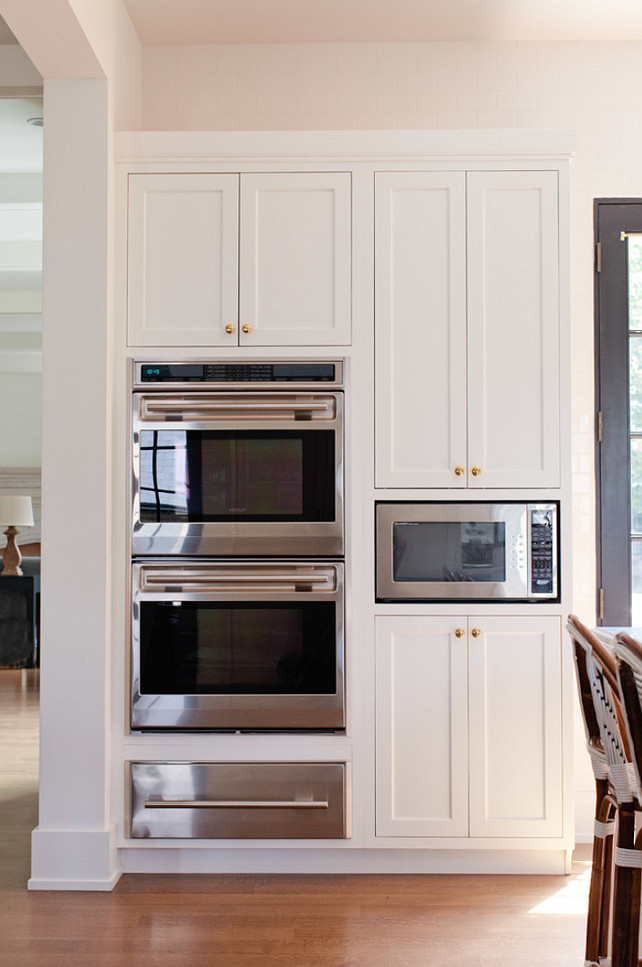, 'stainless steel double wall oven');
130,360,346,732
